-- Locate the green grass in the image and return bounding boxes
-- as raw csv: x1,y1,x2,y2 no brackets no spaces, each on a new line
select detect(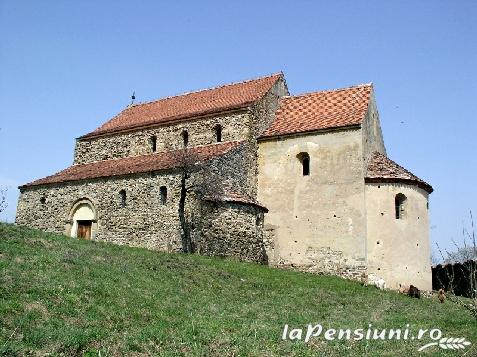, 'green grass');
1,223,476,356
